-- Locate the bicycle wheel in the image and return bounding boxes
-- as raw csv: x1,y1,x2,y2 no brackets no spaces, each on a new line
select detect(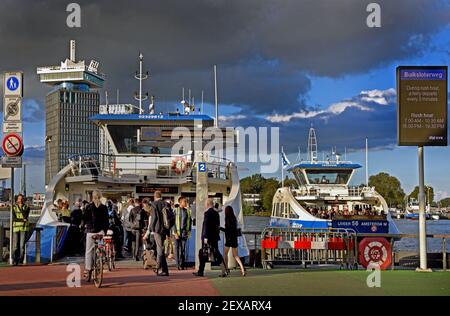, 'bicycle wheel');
94,249,103,288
